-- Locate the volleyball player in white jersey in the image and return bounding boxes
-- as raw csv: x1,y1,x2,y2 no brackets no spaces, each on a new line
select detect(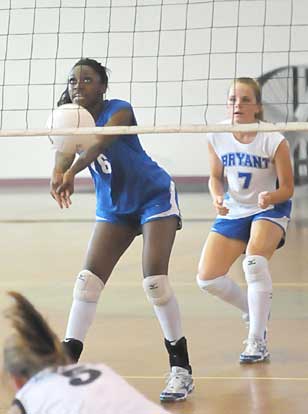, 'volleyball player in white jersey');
49,58,194,401
3,292,172,414
196,77,294,363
